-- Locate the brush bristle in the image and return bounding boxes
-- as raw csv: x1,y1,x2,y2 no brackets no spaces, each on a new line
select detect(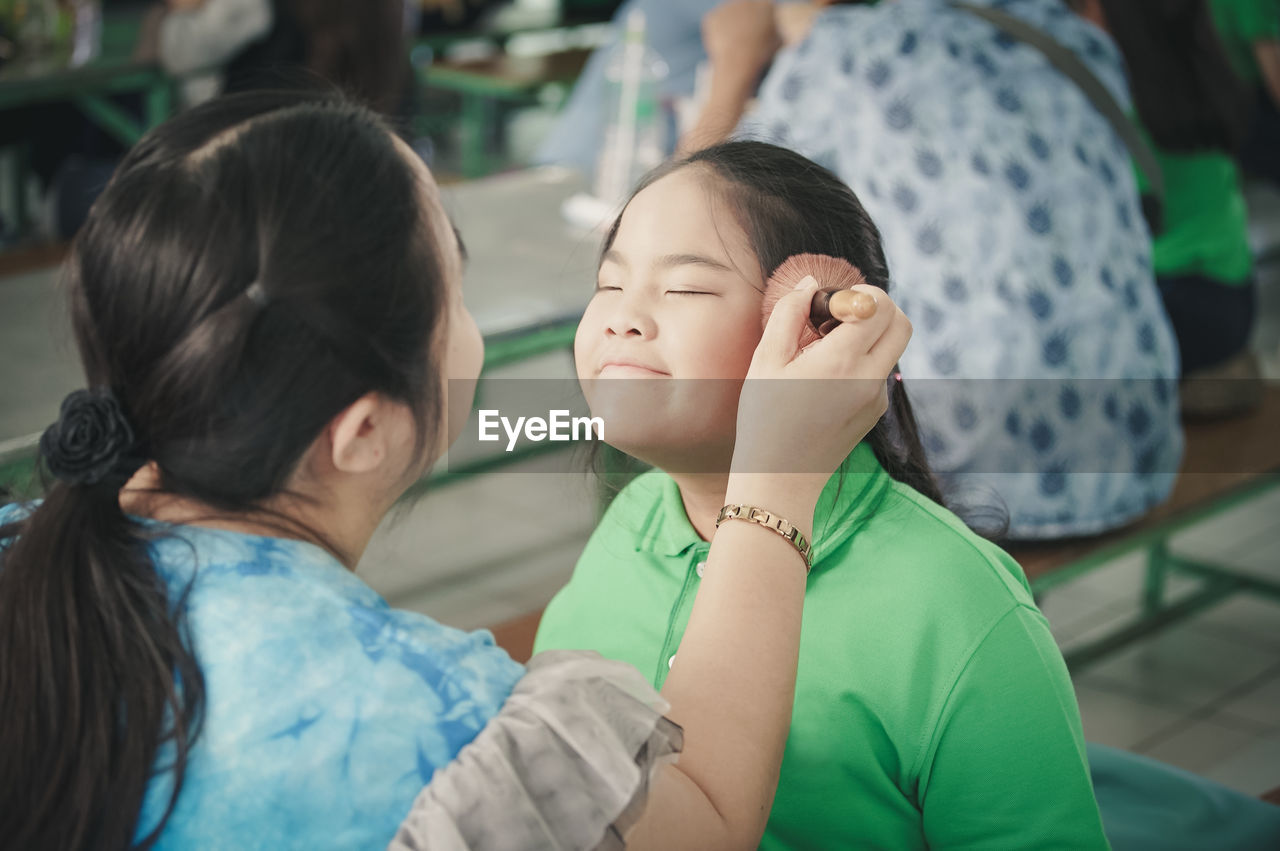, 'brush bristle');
760,253,869,348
